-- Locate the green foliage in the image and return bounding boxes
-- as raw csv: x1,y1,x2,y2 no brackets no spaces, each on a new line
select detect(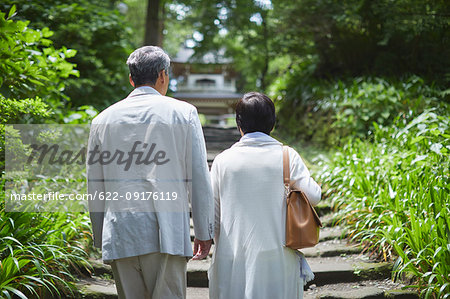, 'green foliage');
0,206,92,298
273,76,447,147
316,110,450,297
0,7,78,107
122,0,194,57
272,0,450,81
189,0,450,92
0,96,51,125
188,0,277,91
59,105,99,124
0,6,80,171
0,0,134,109
0,7,99,297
